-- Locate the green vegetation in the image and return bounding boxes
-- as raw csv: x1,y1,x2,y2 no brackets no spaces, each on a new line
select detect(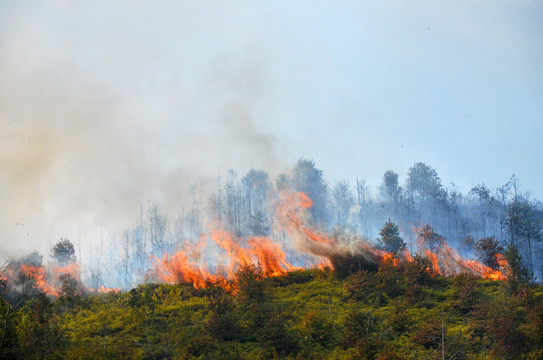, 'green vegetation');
1,265,543,359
